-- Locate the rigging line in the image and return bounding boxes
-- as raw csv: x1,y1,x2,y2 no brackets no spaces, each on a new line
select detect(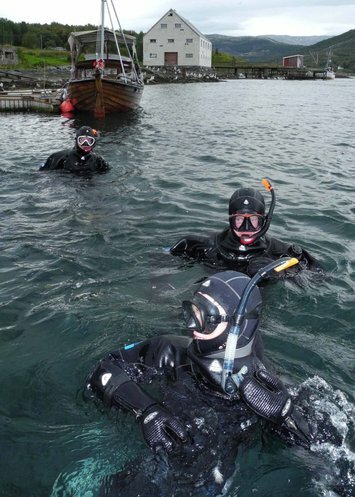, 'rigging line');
105,0,127,80
109,0,141,82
